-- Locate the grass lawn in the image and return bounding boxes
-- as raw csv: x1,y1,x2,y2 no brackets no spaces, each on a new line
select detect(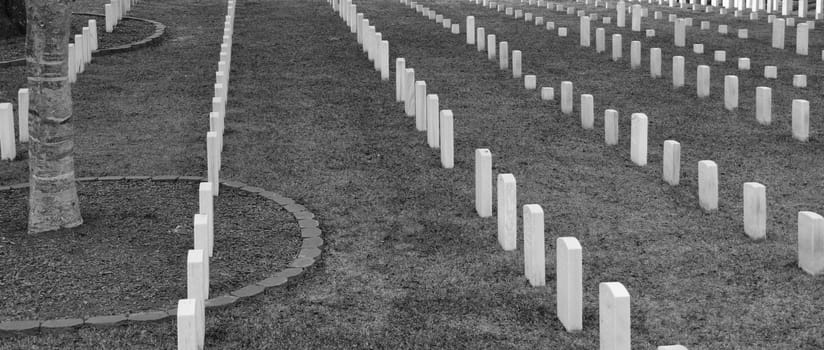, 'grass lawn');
2,0,824,348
